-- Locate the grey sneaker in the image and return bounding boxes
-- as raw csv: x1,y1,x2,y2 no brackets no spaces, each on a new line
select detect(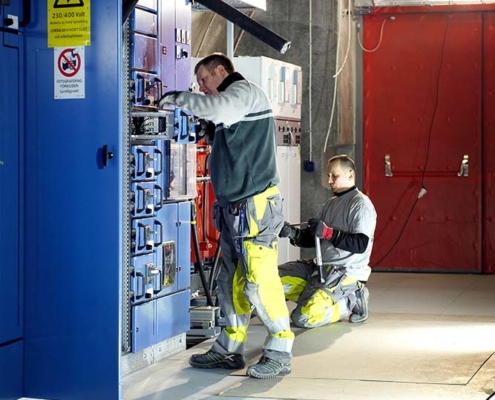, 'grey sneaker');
350,287,370,323
246,356,292,379
189,350,245,369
